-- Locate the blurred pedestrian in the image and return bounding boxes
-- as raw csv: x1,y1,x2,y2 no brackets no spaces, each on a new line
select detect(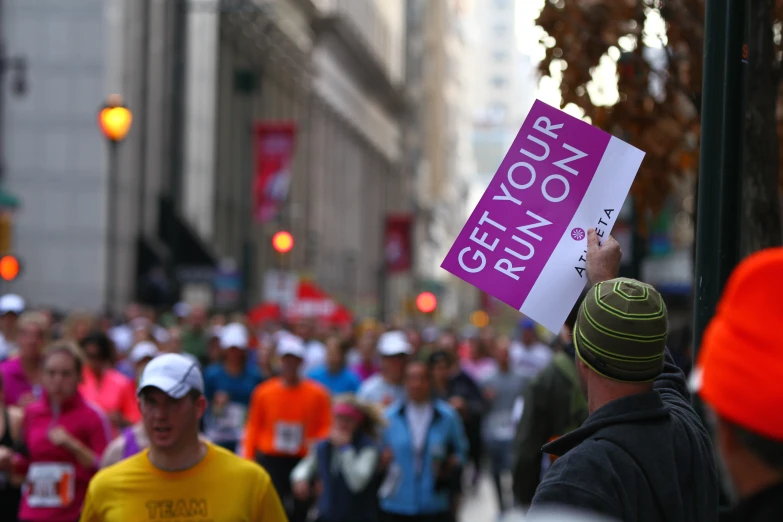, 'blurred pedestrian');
693,248,783,521
0,371,23,521
99,345,158,468
62,312,97,346
510,319,551,380
461,333,498,384
379,360,467,522
348,330,380,382
1,312,48,408
308,336,361,395
0,294,24,361
291,395,385,522
79,331,140,435
482,336,527,515
244,334,331,522
357,331,411,407
16,341,110,522
81,353,286,521
202,323,262,453
181,305,210,365
529,231,719,522
292,320,327,376
511,295,587,507
429,348,485,490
